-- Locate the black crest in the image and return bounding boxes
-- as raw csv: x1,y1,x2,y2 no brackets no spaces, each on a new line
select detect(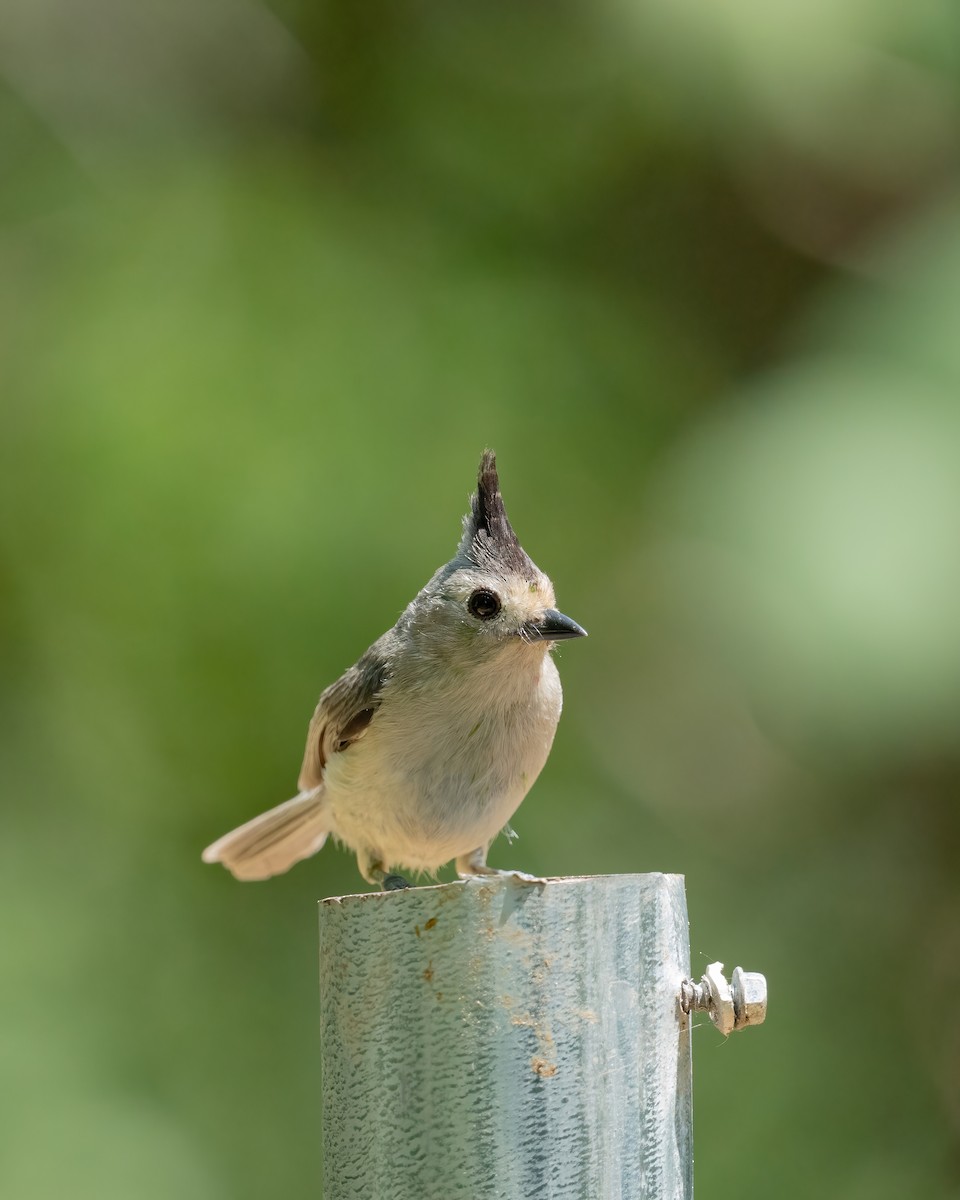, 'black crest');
459,451,538,579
